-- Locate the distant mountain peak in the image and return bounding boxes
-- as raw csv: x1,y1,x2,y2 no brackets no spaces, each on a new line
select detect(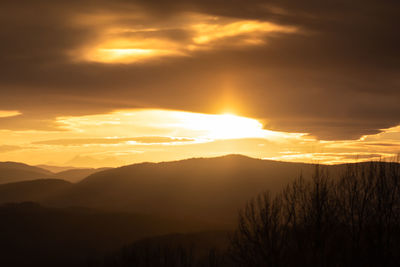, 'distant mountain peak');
0,161,54,184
